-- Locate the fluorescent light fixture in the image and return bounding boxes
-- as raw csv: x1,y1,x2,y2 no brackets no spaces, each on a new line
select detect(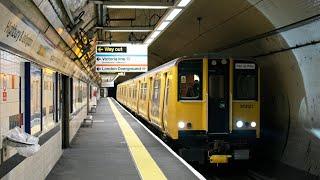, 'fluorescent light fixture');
107,29,152,32
145,38,154,44
178,0,192,7
150,31,161,39
166,9,182,21
156,21,170,31
106,5,169,9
